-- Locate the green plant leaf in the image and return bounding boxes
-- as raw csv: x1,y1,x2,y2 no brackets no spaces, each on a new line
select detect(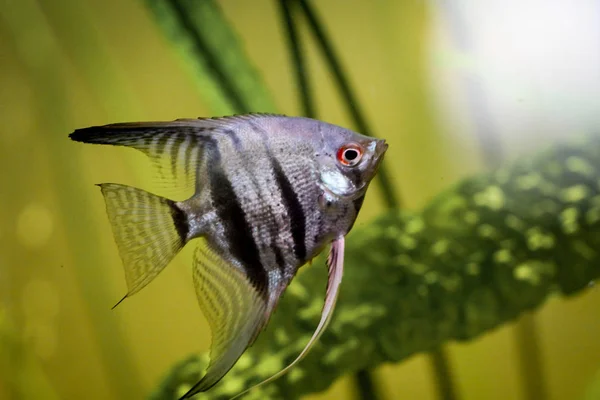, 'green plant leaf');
151,134,600,399
144,0,277,115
